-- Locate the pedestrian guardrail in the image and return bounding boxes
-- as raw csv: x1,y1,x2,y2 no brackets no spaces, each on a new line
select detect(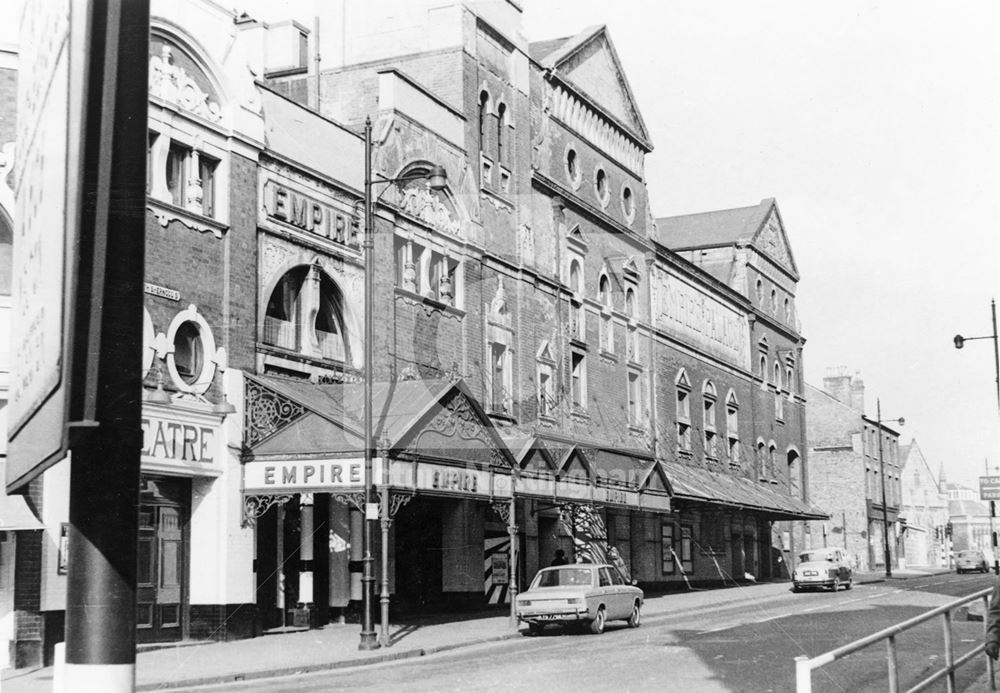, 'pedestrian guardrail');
794,586,994,693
